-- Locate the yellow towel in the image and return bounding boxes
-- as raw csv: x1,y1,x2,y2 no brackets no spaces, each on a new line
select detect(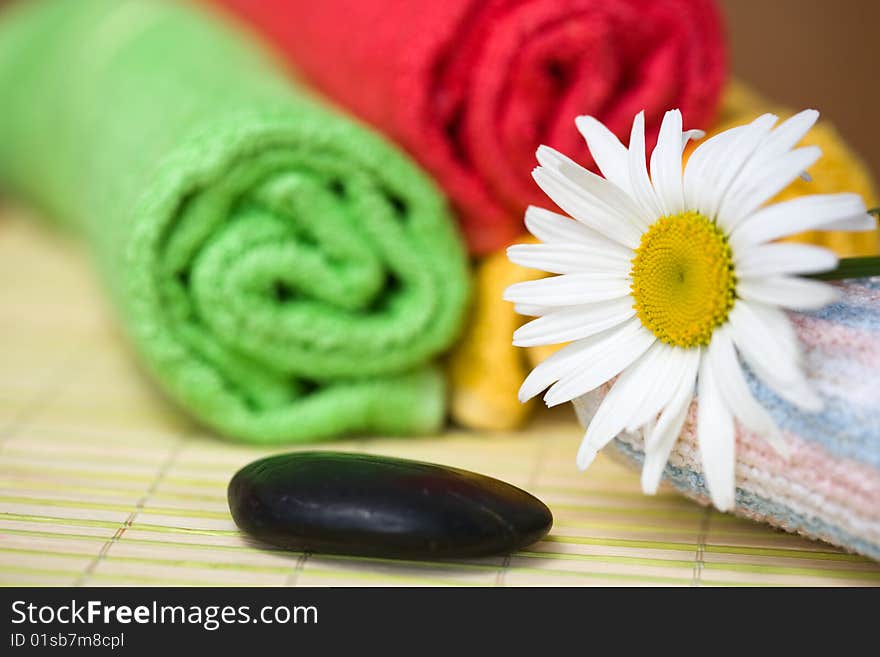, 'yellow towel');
449,81,880,431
